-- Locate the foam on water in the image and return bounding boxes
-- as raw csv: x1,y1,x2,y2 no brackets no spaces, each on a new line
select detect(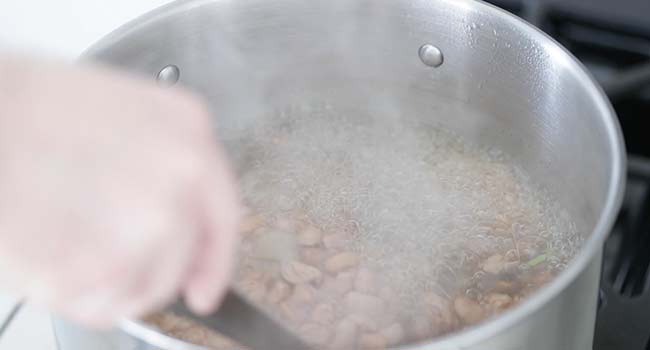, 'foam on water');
226,102,581,313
